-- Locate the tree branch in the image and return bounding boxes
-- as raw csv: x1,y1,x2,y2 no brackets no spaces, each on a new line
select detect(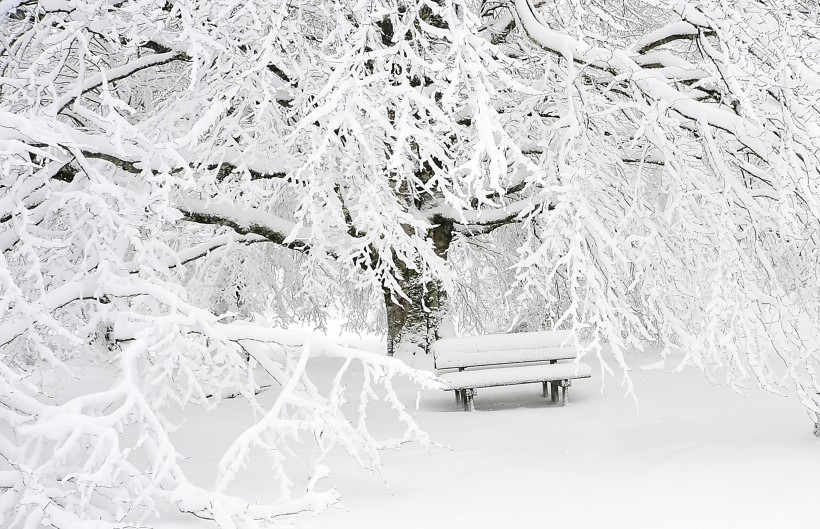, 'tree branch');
510,0,774,163
53,50,190,113
175,197,308,251
631,21,714,54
